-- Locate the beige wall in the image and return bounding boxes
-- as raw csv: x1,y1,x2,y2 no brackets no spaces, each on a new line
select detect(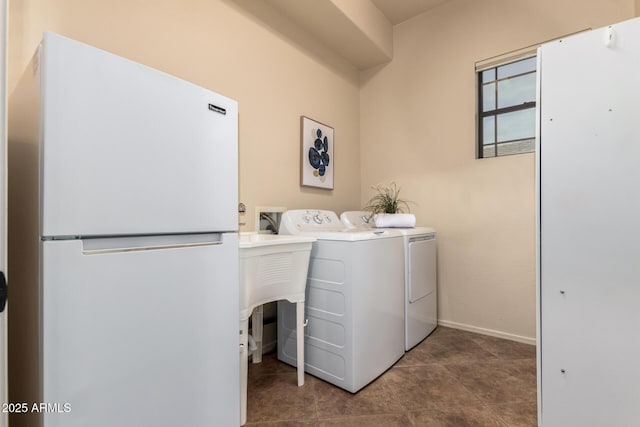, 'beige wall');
8,0,363,233
360,0,633,342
